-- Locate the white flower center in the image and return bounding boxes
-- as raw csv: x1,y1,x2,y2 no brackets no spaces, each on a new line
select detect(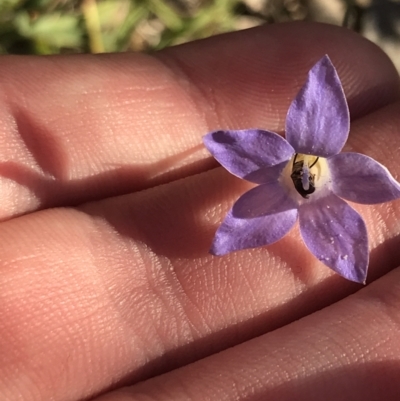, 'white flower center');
280,153,331,201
